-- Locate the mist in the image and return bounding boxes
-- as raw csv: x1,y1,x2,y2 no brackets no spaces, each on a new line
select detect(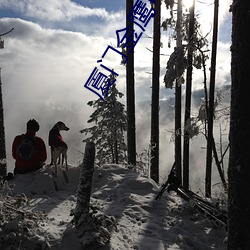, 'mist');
0,2,231,194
